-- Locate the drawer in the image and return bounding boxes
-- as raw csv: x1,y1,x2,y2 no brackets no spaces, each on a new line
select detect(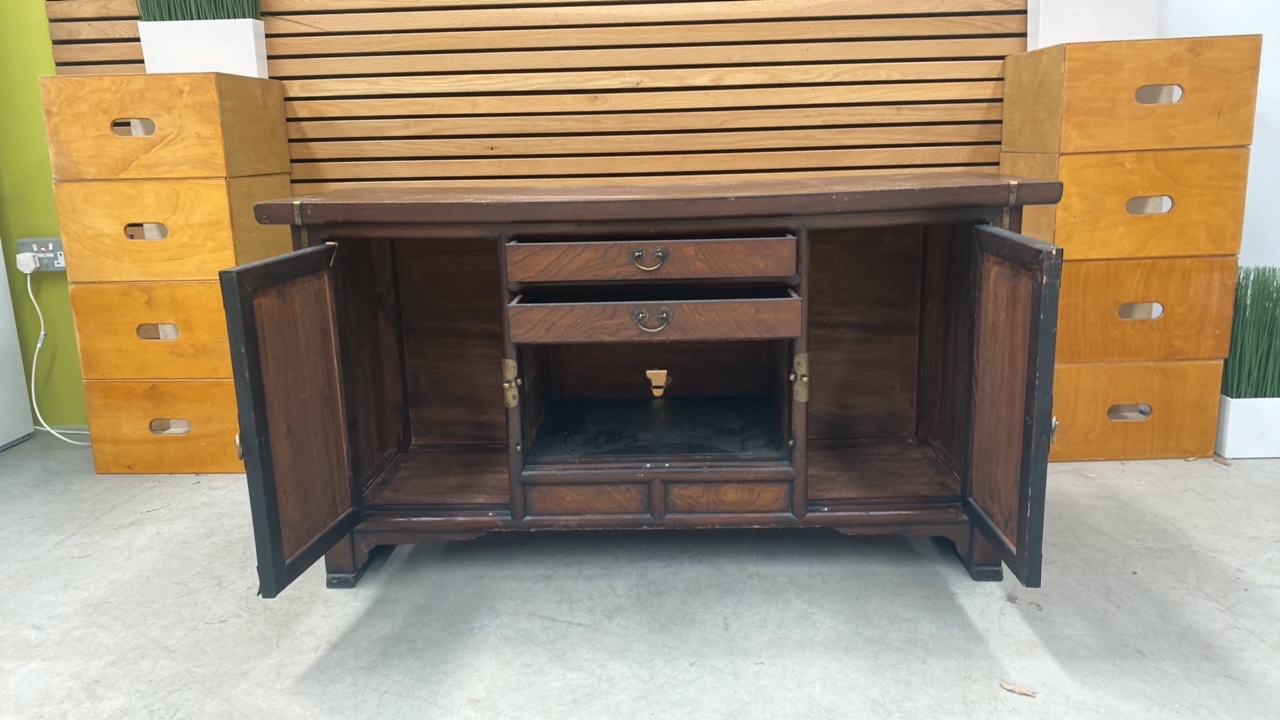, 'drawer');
508,288,802,344
70,282,233,380
1004,35,1261,153
665,482,791,514
54,175,293,282
1002,148,1249,258
1057,257,1238,363
505,235,796,283
83,380,242,474
525,484,650,516
1051,361,1223,461
40,73,289,180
